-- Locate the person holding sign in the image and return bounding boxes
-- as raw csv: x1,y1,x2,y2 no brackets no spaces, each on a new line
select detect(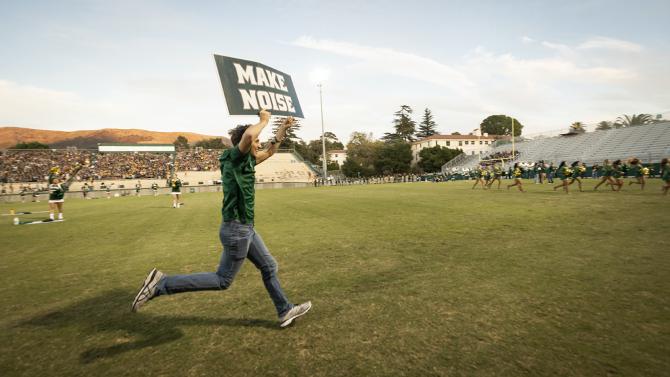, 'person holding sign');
132,110,311,328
